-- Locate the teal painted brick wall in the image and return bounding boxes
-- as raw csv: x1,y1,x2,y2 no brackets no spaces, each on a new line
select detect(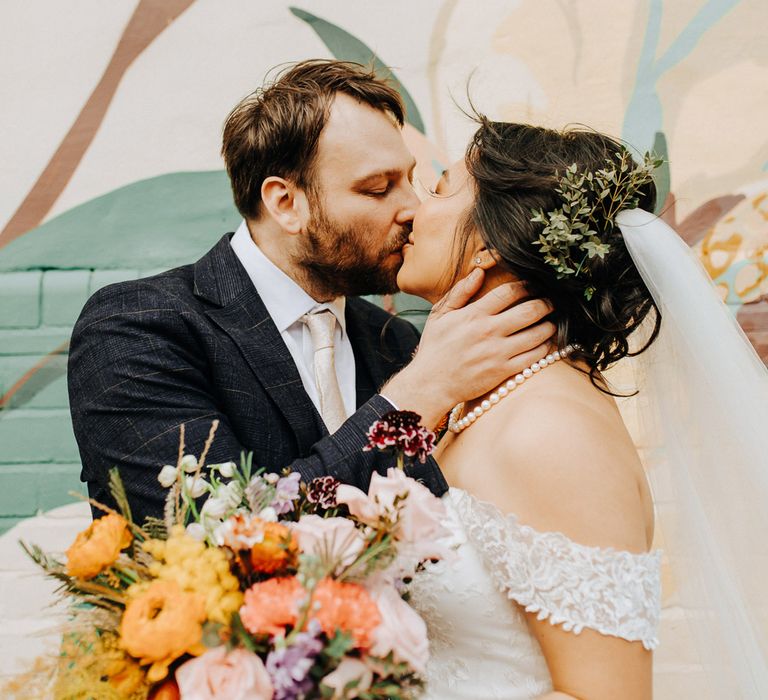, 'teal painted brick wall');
0,262,427,534
0,268,144,533
0,271,42,328
42,270,91,327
